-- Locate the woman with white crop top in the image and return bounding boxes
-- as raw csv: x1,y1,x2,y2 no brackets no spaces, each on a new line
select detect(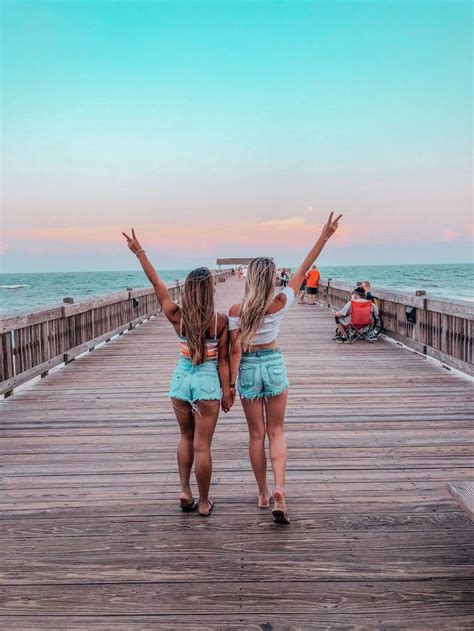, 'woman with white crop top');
228,212,342,524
